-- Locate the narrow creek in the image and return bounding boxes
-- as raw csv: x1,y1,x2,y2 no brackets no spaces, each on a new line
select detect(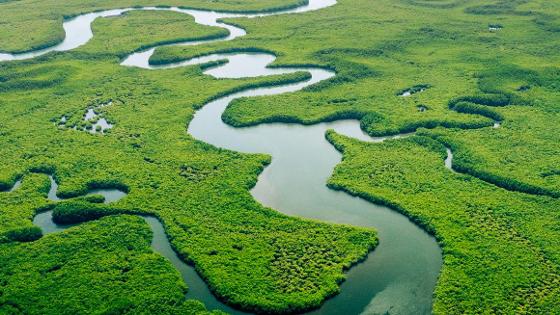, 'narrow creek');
29,176,244,314
2,1,444,314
